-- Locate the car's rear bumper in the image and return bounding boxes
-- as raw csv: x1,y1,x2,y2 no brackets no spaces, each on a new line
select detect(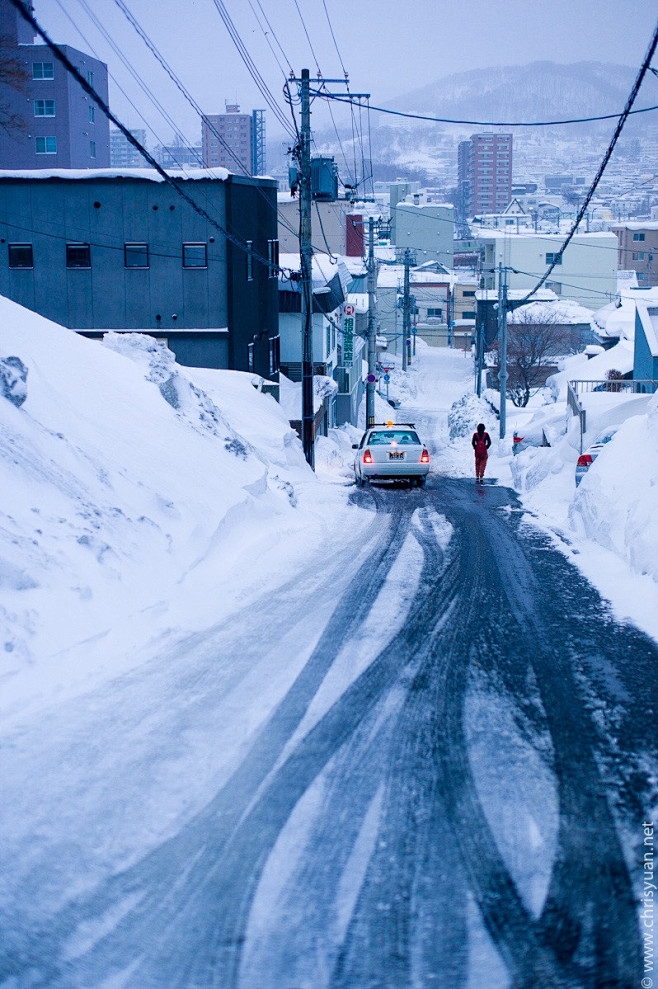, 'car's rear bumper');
361,463,430,479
